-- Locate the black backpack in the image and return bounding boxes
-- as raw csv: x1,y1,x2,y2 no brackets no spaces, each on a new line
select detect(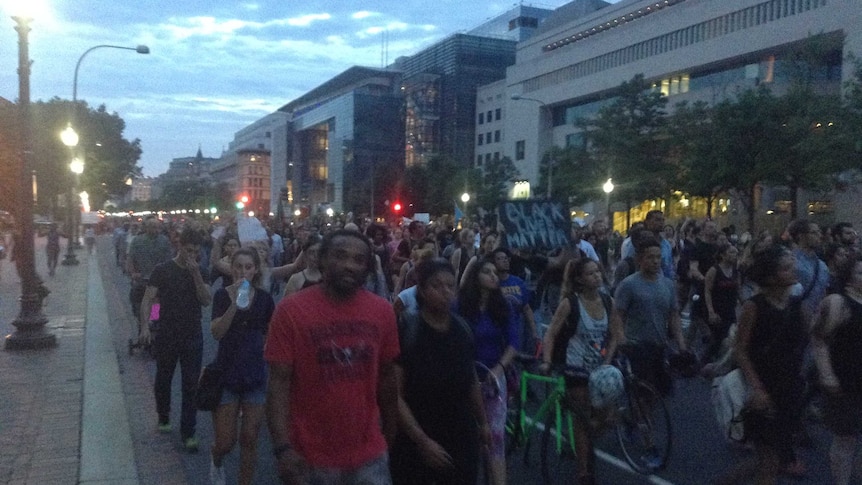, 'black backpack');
550,292,613,366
